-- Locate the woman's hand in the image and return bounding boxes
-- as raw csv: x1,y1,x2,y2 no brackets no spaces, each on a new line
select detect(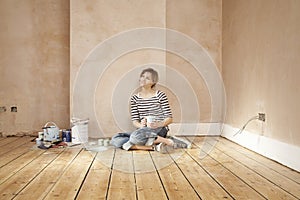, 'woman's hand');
148,118,172,129
133,119,147,128
134,117,172,129
140,118,147,127
147,121,163,129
